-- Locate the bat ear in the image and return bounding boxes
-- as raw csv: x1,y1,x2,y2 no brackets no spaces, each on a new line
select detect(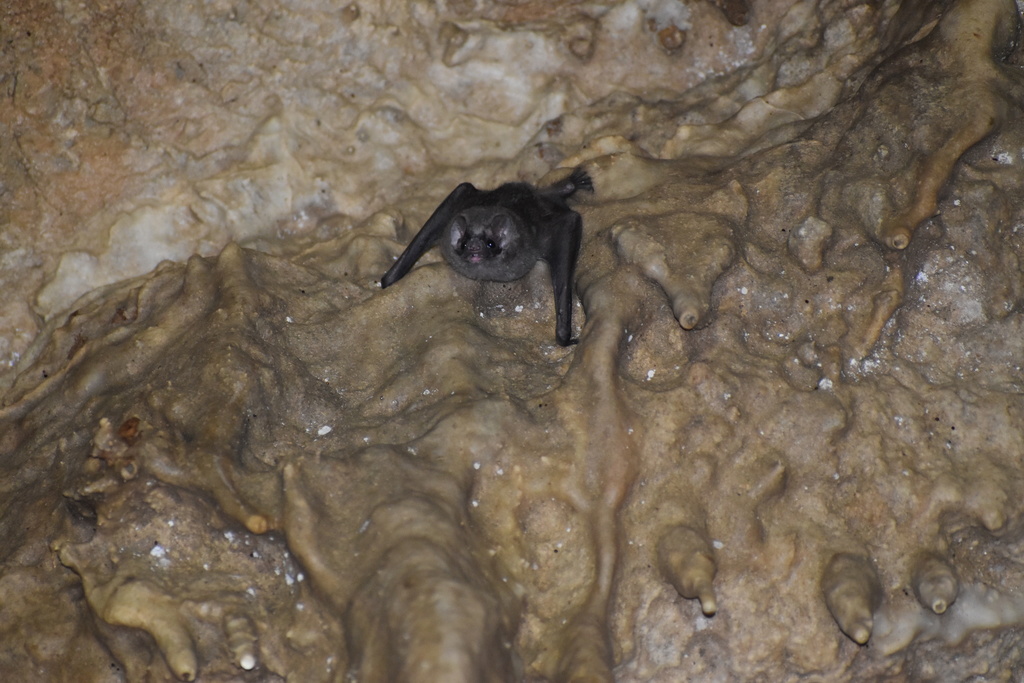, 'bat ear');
489,213,517,242
449,215,468,248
